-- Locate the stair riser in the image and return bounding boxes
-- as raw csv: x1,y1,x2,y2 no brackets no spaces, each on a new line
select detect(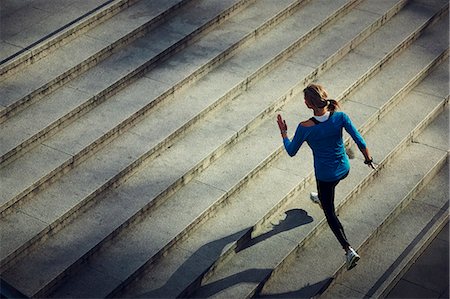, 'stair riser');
319,152,448,296
0,0,136,79
1,0,266,217
337,6,449,110
0,0,312,219
30,1,398,295
1,0,442,296
375,206,449,298
110,4,420,293
0,0,366,264
0,0,197,124
256,49,449,246
0,0,253,164
177,14,445,298
0,0,338,273
360,50,449,137
255,97,448,298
